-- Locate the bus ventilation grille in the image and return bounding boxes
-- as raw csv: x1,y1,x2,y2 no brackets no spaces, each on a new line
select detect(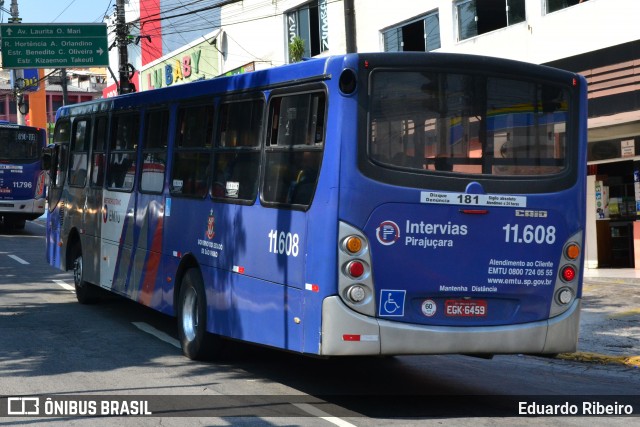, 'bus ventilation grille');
59,202,65,229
